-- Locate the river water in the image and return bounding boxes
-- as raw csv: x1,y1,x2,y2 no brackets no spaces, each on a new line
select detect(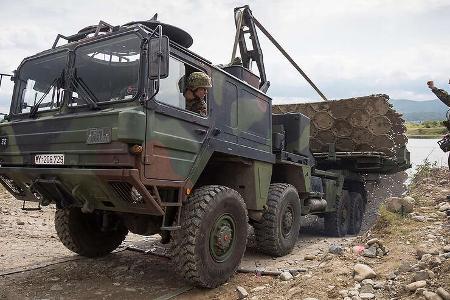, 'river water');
407,138,448,174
